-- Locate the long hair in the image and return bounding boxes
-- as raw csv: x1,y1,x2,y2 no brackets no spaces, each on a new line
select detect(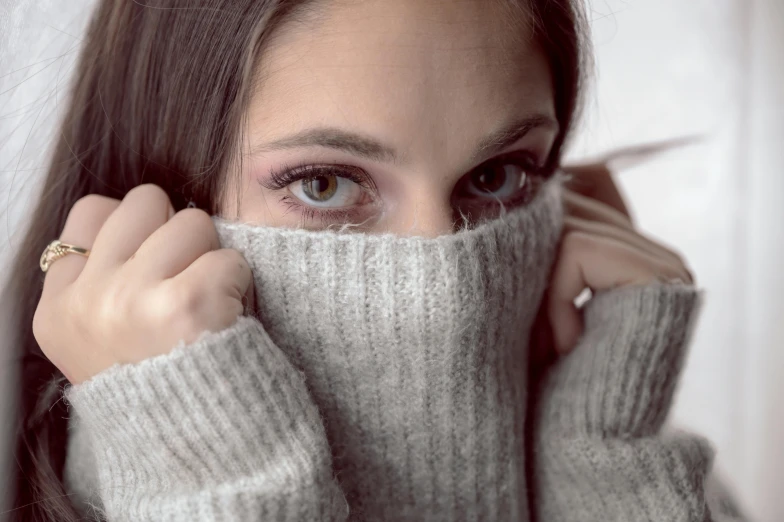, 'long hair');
4,1,590,519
